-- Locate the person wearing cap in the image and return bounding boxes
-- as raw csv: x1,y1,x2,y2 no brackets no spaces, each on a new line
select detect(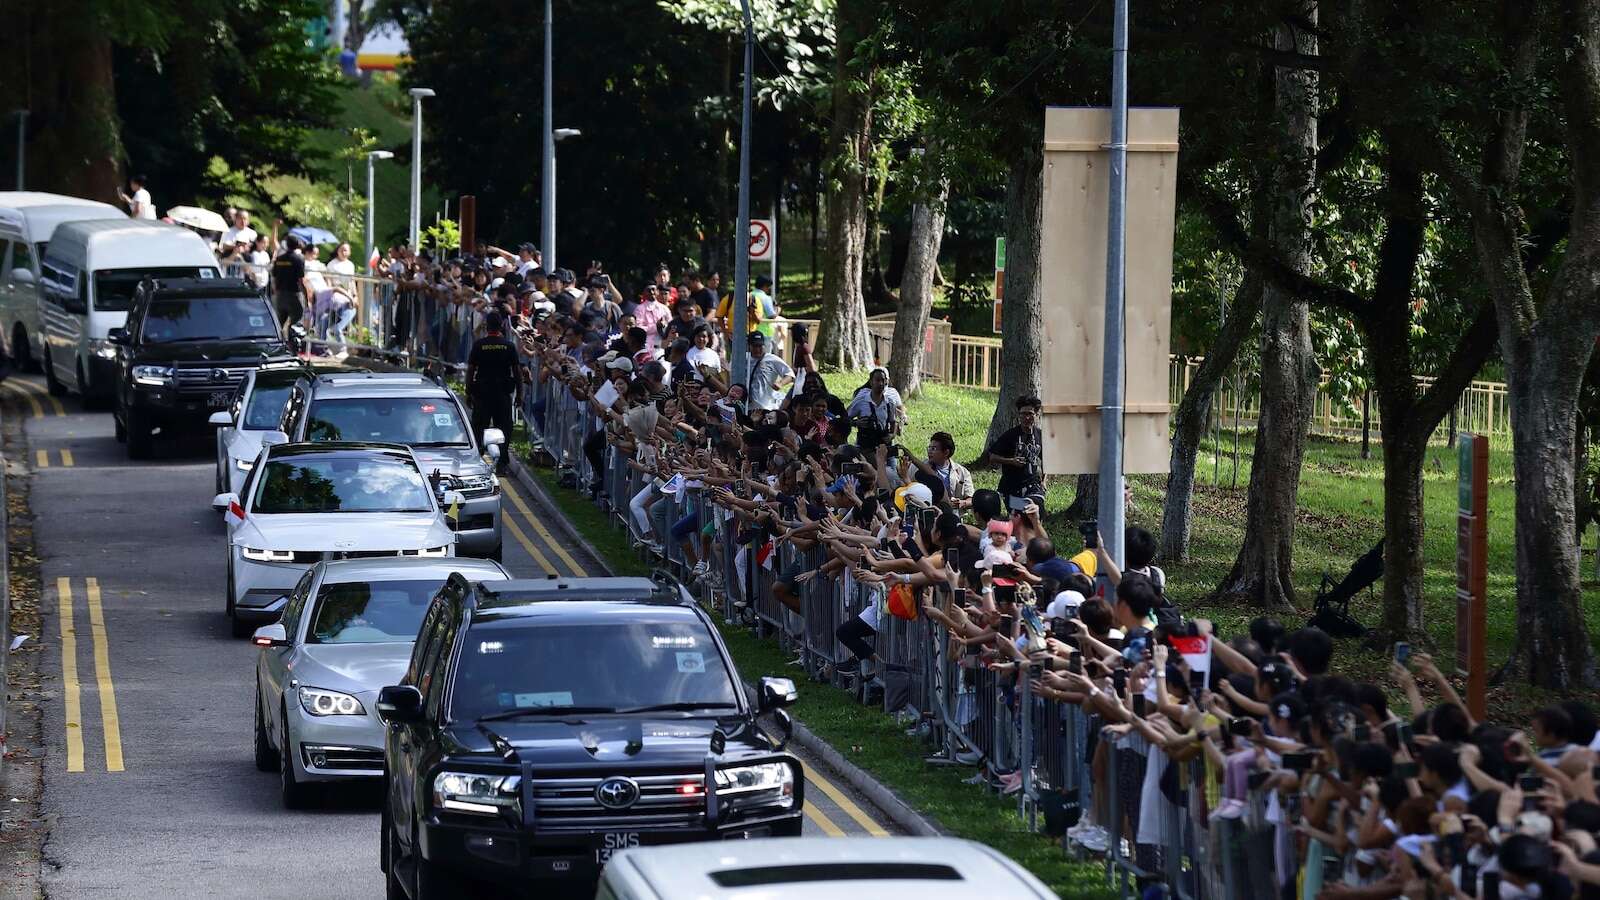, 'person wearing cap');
745,330,794,412
465,312,524,474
